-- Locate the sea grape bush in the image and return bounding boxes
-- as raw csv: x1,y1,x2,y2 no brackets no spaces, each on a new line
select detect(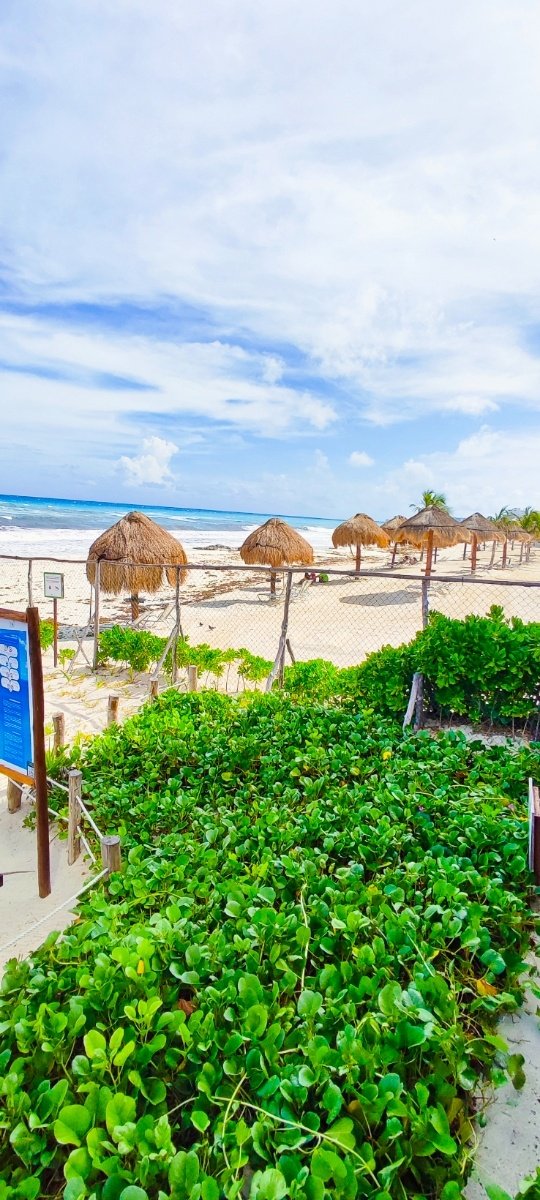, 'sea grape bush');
97,627,272,689
284,608,540,727
1,690,538,1200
